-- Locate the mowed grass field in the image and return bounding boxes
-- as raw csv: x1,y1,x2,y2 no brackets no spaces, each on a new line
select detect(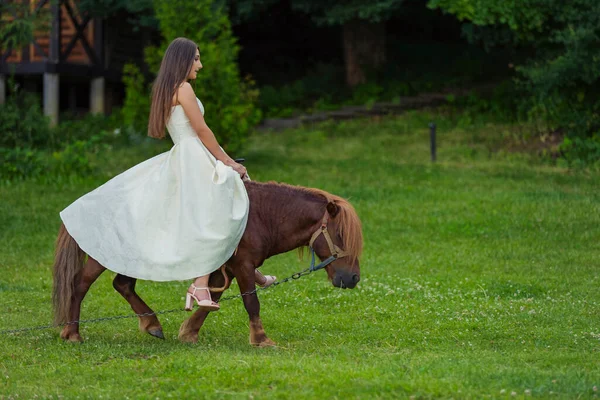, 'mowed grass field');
0,110,598,399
